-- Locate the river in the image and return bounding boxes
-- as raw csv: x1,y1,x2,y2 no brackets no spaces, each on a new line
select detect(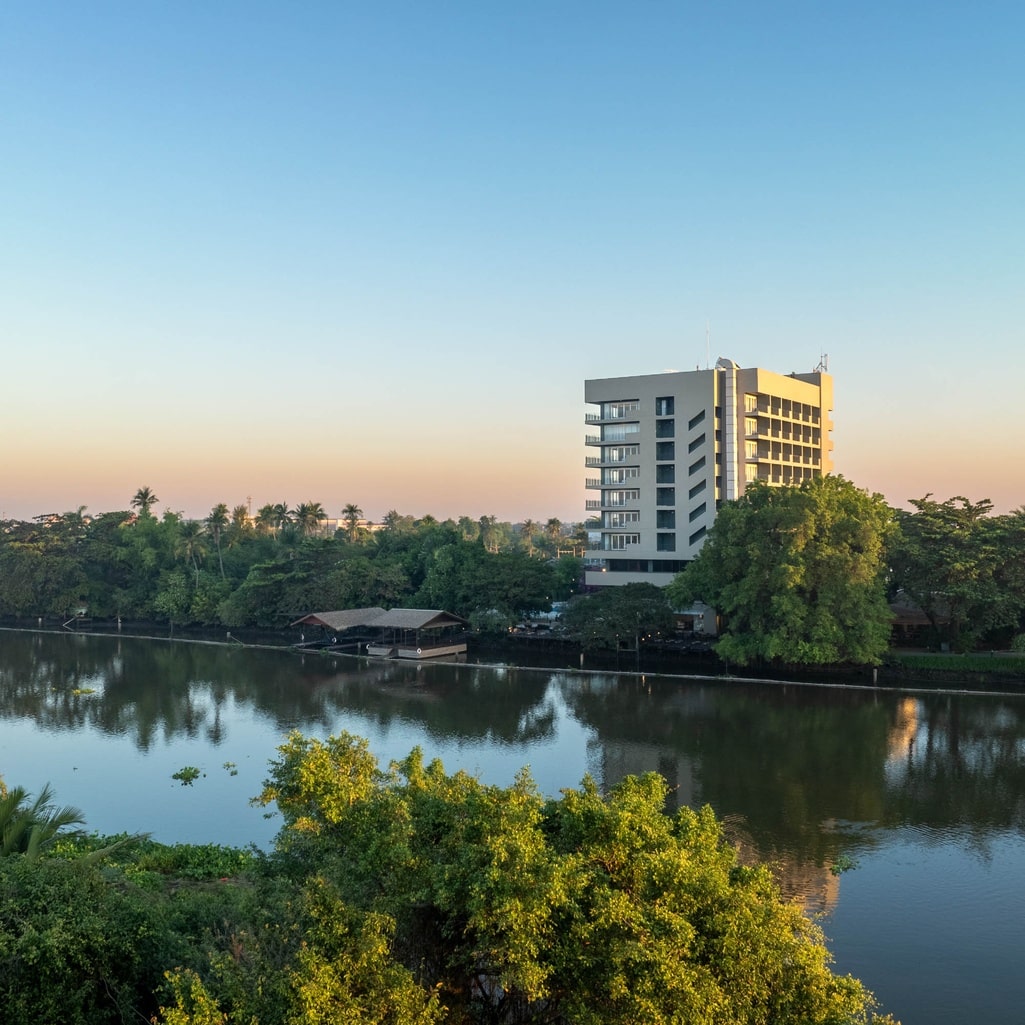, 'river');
2,629,1024,1024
